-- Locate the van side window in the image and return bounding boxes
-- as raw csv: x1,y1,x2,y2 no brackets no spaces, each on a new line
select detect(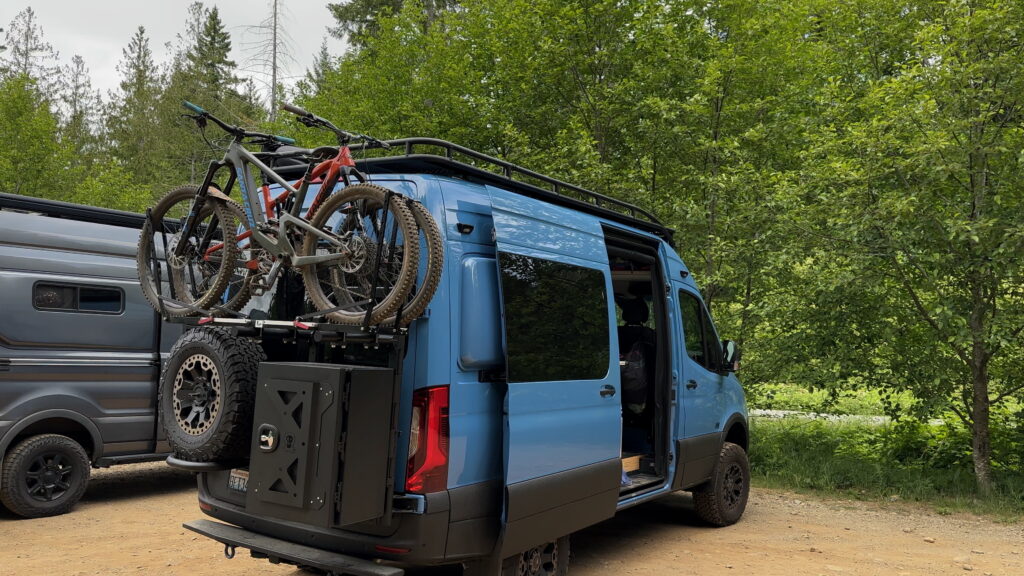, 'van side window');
498,252,609,382
678,290,719,371
33,283,124,314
